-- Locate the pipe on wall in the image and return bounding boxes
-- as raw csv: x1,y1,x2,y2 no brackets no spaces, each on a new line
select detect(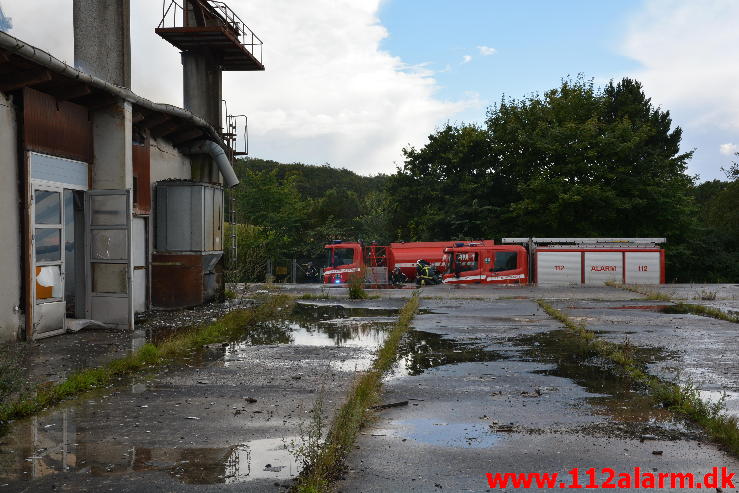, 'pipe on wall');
182,140,239,188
